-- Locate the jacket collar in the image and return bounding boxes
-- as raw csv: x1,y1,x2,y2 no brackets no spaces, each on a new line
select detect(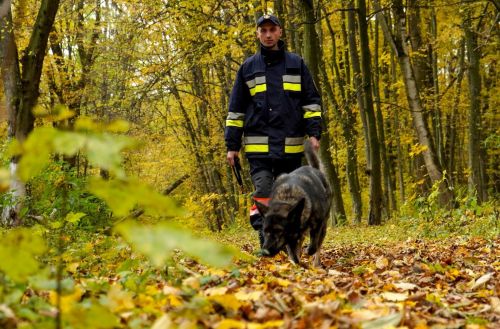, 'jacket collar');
260,40,285,66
